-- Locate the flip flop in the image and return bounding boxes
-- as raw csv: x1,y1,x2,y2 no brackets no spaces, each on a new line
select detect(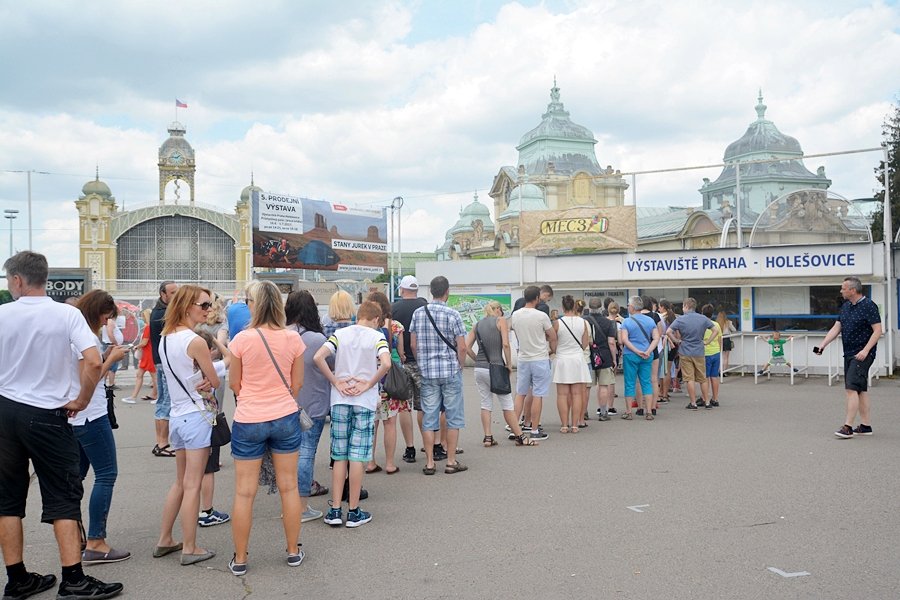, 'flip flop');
142,395,156,401
153,543,183,558
152,444,176,458
365,465,382,474
385,467,400,475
